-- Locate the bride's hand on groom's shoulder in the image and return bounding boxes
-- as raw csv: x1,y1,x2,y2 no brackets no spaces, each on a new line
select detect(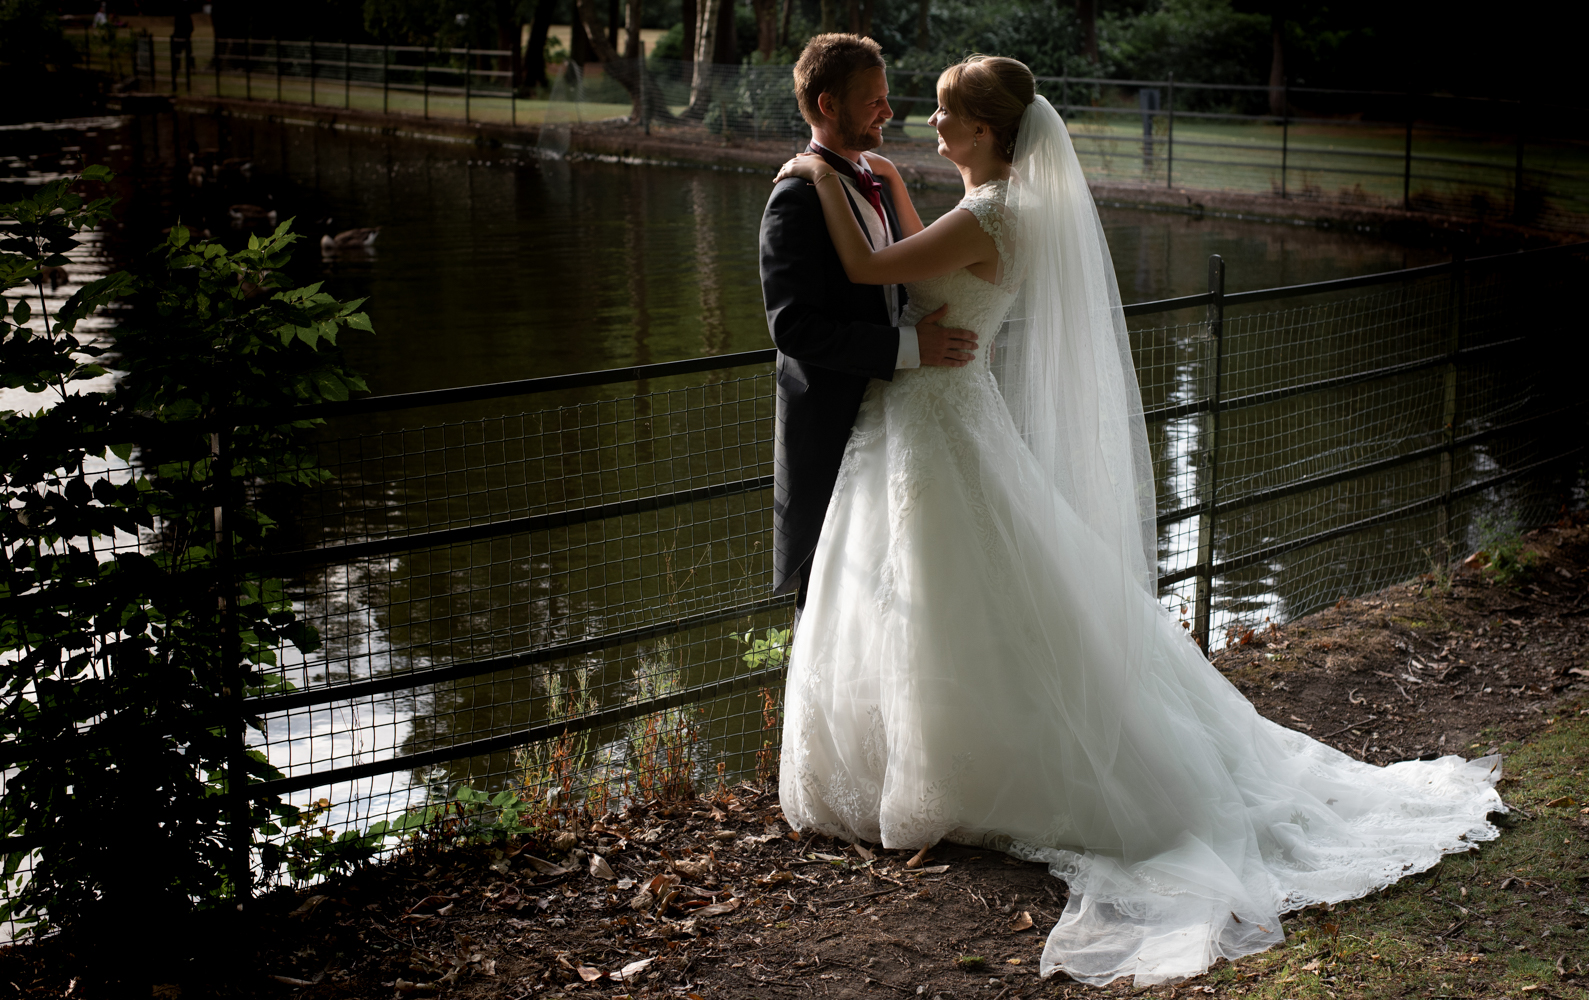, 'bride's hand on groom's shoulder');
774,153,829,185
862,153,901,184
